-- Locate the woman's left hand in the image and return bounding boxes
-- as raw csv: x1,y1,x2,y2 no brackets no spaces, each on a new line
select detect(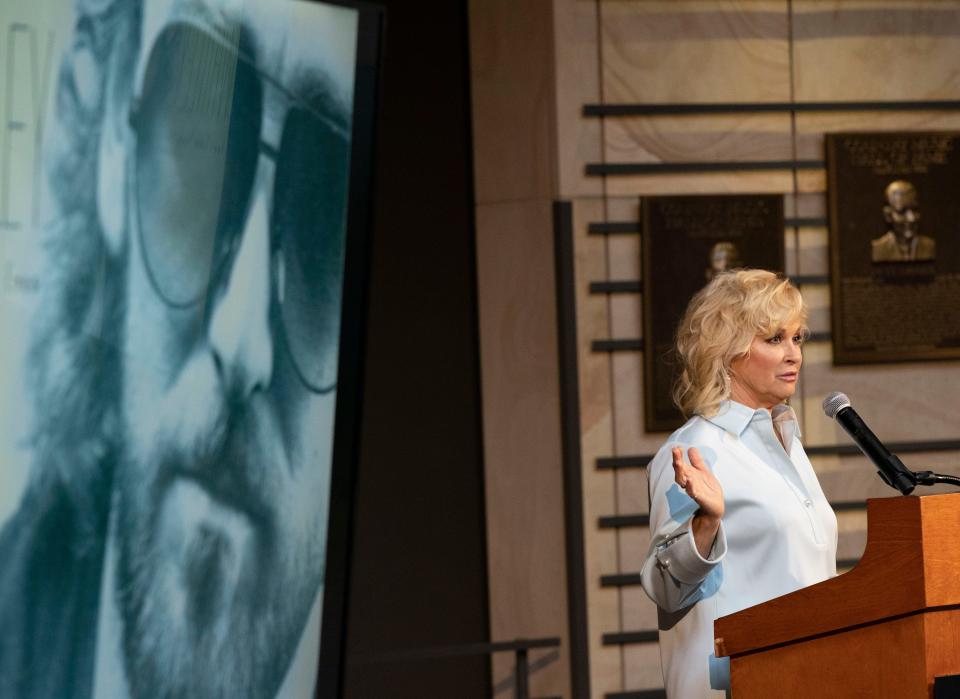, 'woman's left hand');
672,446,723,557
672,446,723,520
